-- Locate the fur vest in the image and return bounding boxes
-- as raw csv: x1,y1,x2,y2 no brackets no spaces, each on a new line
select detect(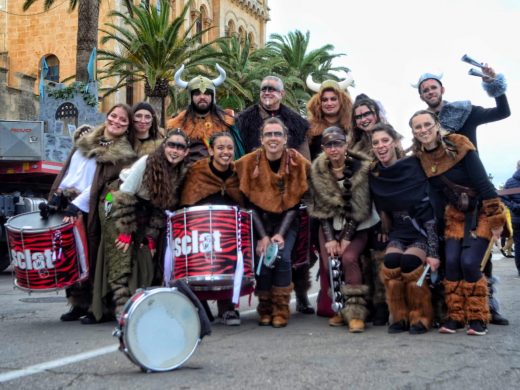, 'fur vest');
235,148,310,213
416,133,475,178
166,109,234,141
133,130,165,158
236,103,309,153
181,158,242,206
308,150,372,223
